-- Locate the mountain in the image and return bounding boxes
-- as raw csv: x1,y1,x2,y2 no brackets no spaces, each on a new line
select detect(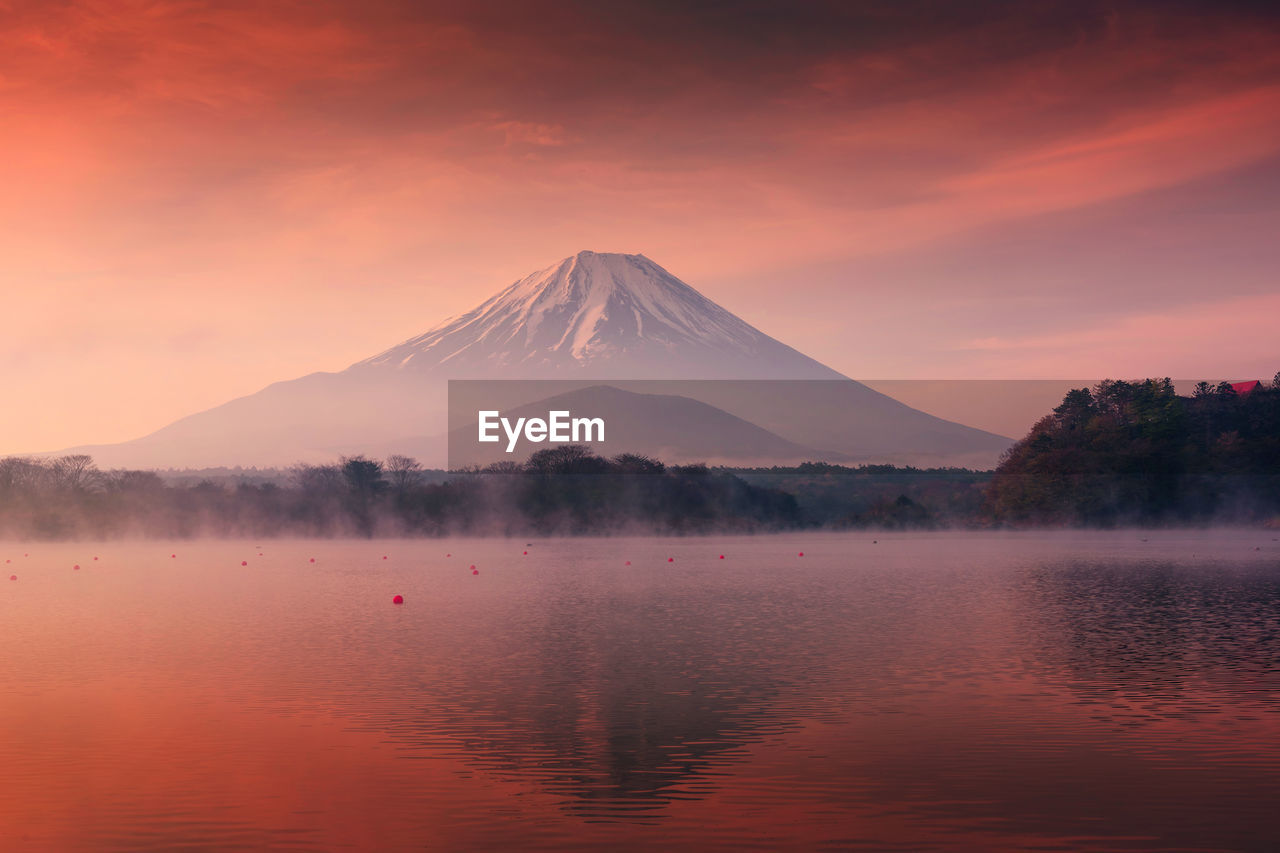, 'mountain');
54,251,1011,469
